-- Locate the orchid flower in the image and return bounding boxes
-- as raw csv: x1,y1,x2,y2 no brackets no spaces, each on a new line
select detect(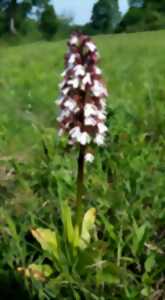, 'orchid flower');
57,33,108,156
56,33,109,217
